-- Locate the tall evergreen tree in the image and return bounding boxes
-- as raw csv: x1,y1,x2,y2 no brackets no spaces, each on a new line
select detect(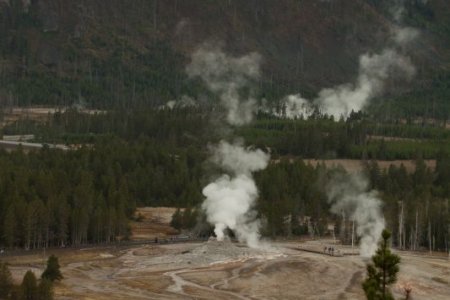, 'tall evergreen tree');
362,230,401,300
41,255,63,282
3,205,17,248
0,262,13,299
21,271,37,300
37,279,53,300
170,208,182,230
